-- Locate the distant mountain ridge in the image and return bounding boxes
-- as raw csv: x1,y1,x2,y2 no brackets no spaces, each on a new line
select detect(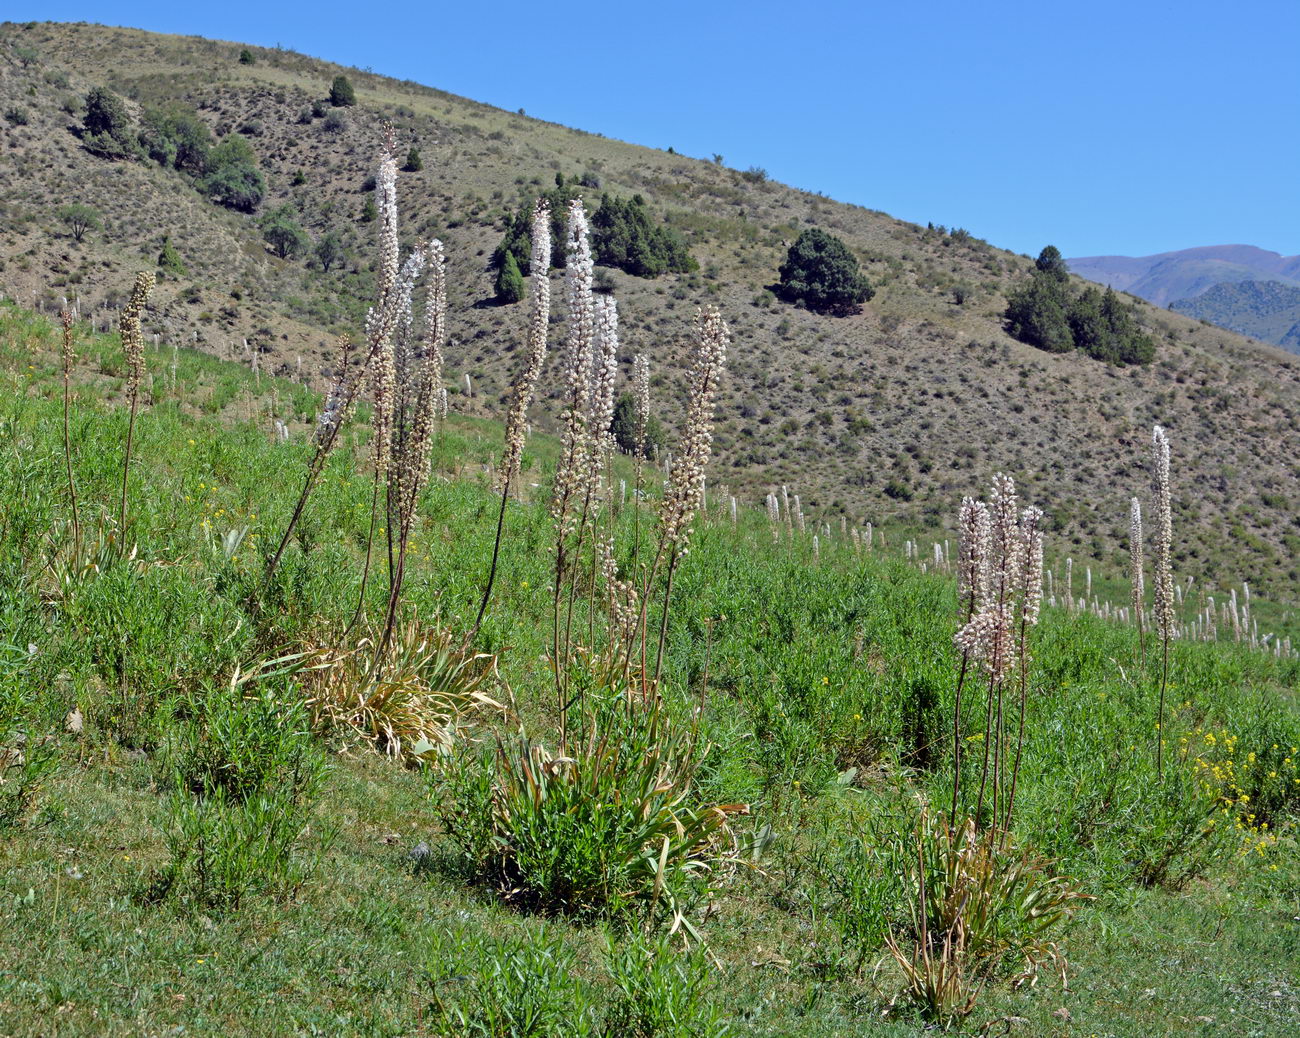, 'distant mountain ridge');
1067,245,1300,307
1067,245,1300,351
1171,280,1300,353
